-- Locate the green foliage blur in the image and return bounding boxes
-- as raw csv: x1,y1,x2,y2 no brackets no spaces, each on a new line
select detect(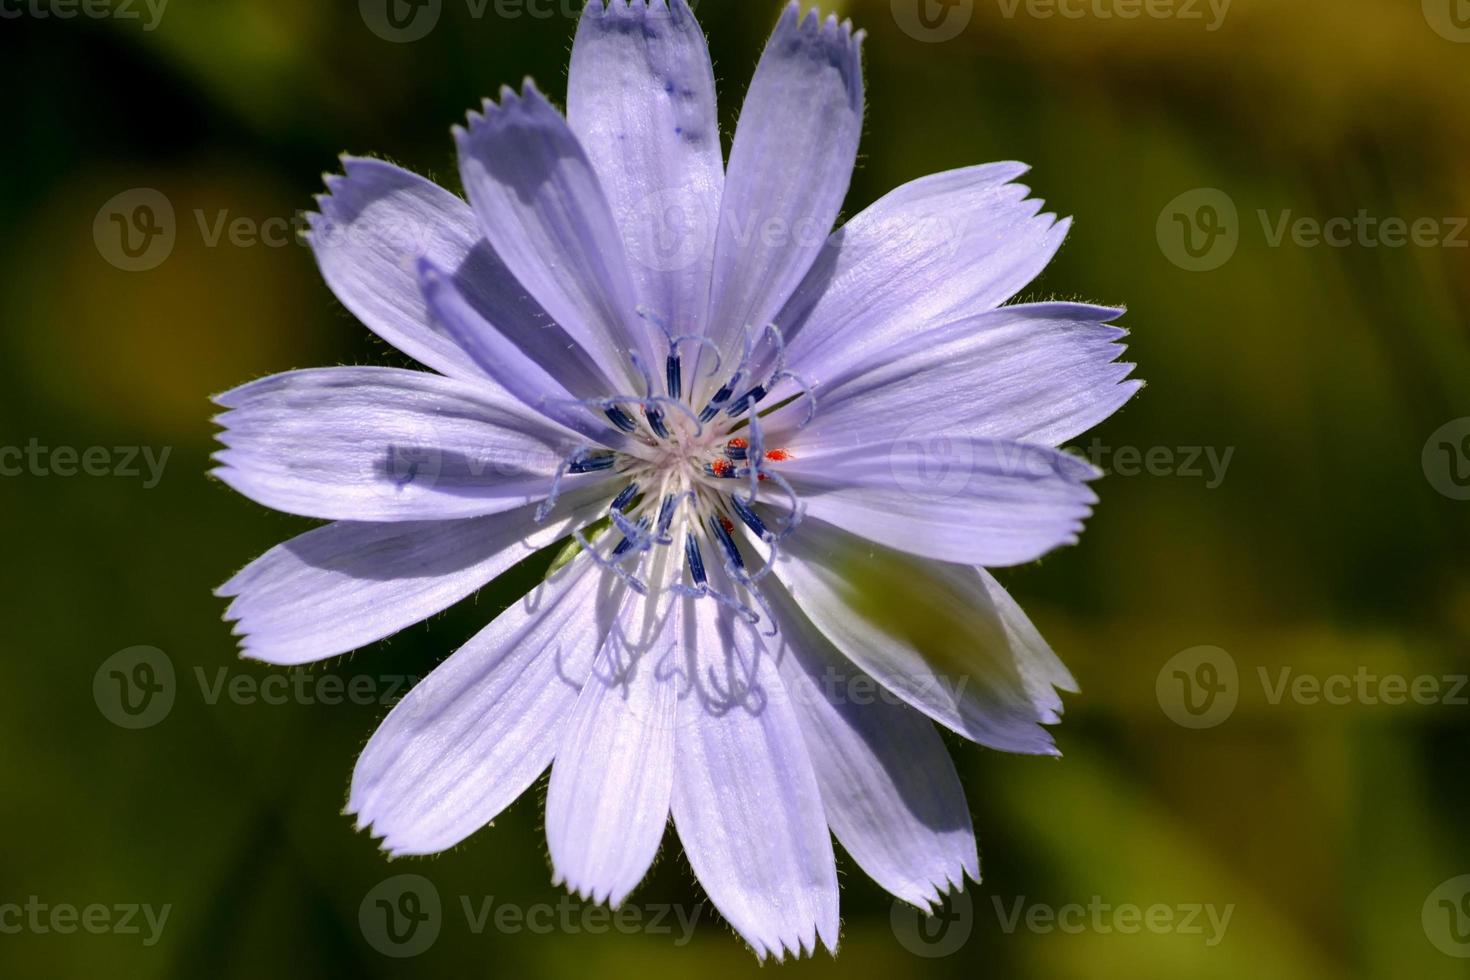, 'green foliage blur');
1,1,1467,977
